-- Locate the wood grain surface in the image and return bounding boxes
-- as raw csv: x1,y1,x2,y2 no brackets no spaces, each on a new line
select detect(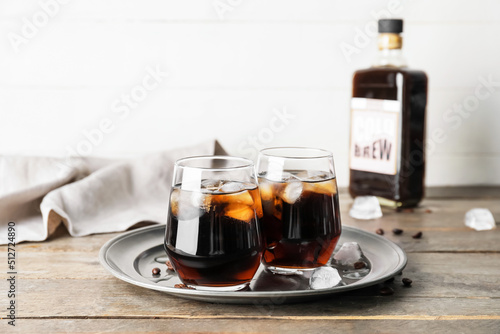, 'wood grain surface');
2,187,499,333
